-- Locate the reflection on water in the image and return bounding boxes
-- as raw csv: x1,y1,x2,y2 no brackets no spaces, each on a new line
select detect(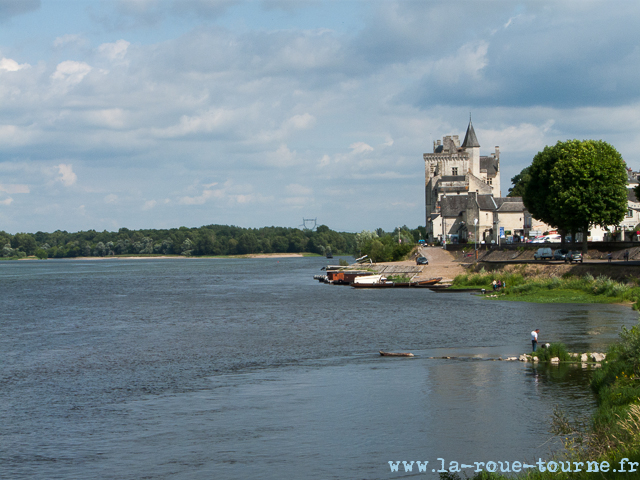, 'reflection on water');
0,258,637,479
